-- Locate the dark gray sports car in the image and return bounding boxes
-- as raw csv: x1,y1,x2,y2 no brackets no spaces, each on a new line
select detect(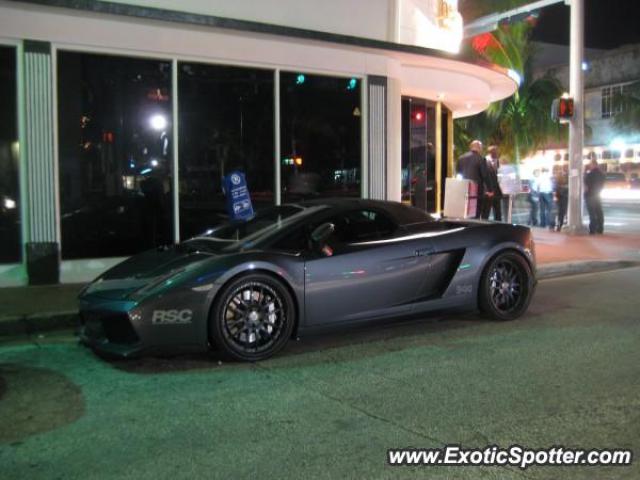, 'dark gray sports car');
79,198,536,361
